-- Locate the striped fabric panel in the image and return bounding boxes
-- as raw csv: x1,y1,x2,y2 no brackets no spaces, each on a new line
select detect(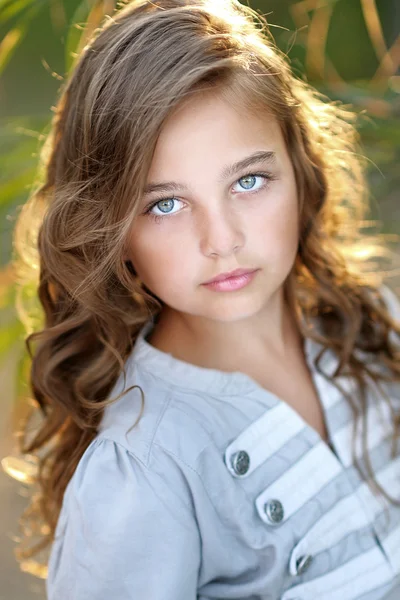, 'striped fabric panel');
224,367,391,481
224,401,306,477
283,546,394,600
288,492,370,575
380,518,400,575
331,396,393,468
255,441,343,524
311,370,358,412
288,454,400,574
224,374,358,480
